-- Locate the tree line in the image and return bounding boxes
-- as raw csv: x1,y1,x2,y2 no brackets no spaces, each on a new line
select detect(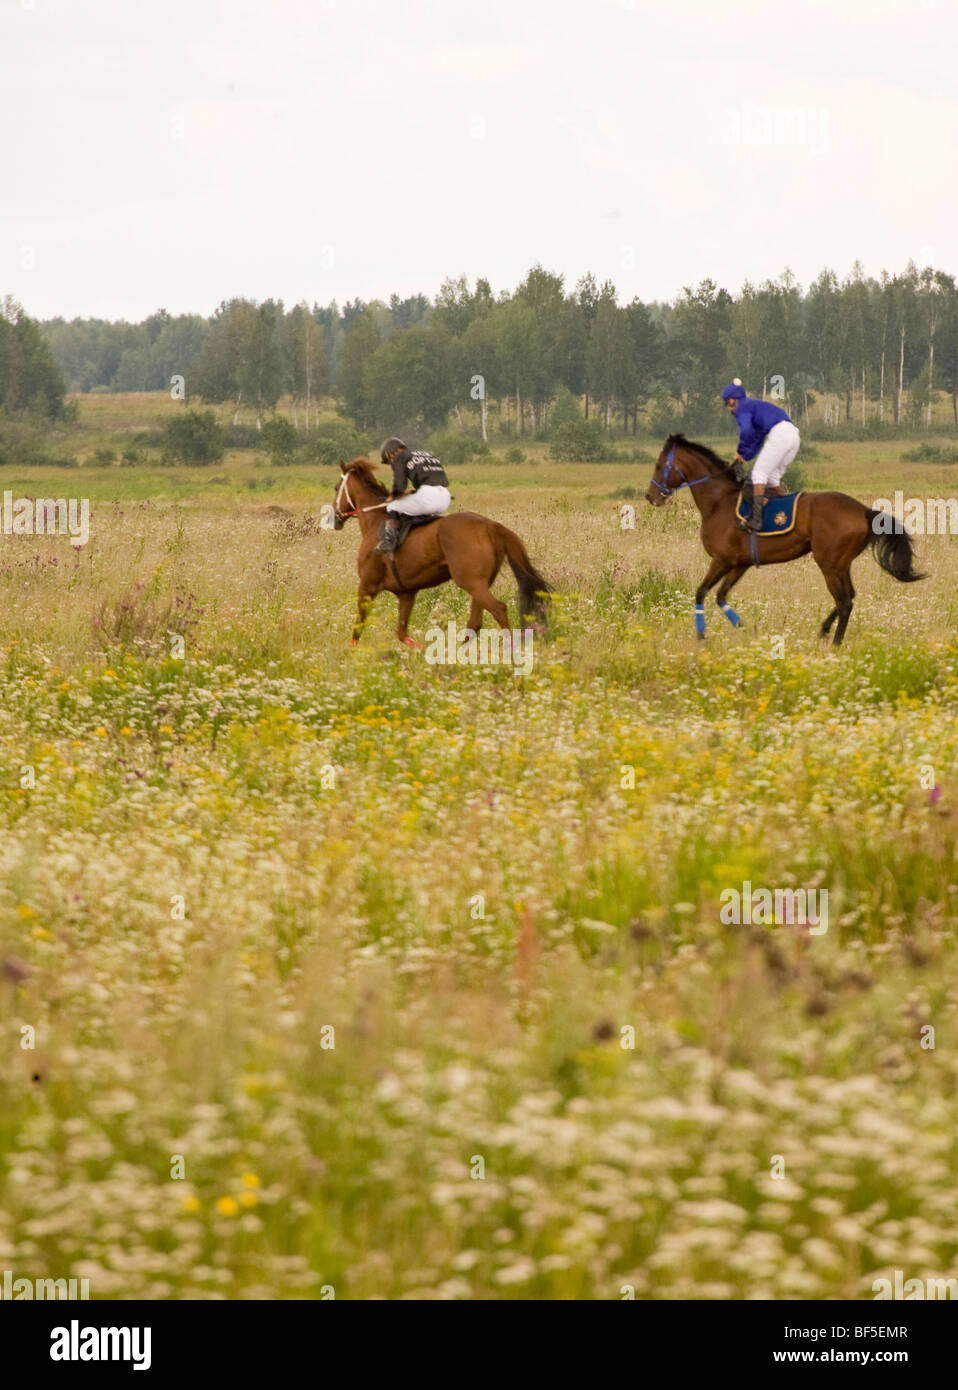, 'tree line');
36,261,958,436
1,296,67,418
